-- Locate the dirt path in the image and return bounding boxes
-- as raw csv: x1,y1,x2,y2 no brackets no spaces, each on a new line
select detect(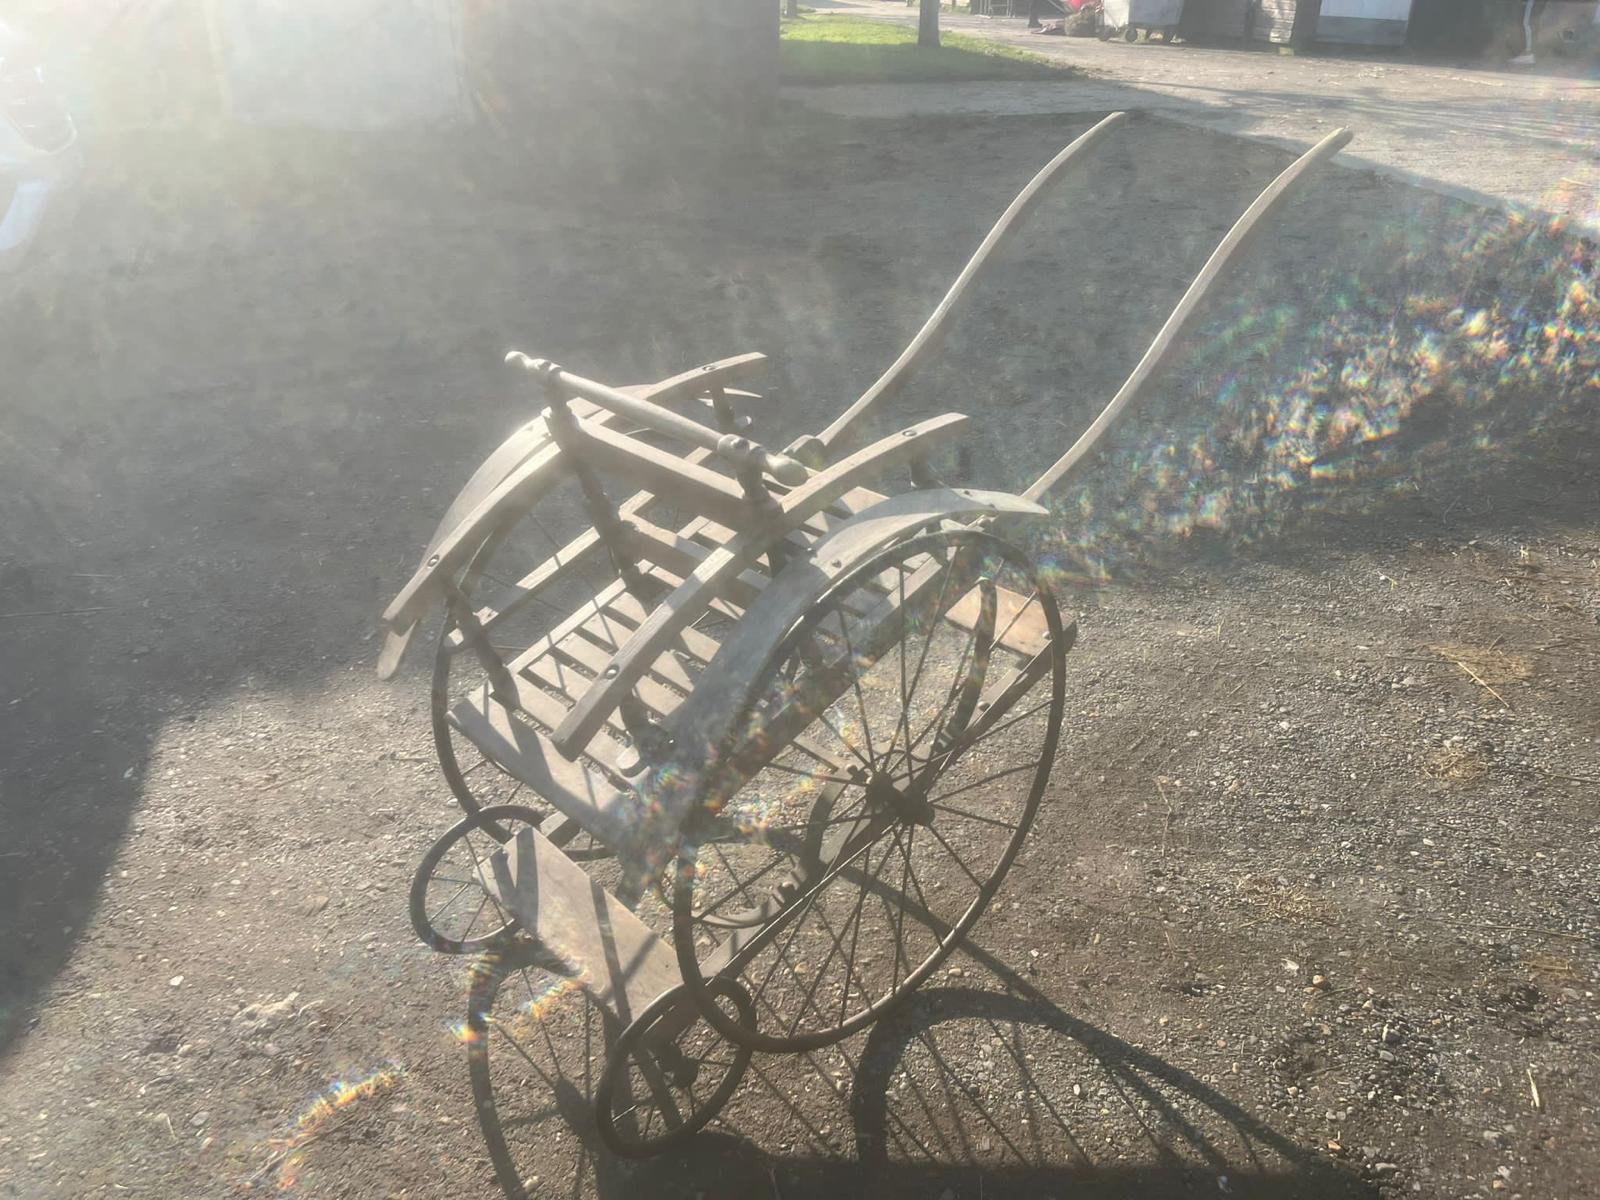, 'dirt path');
798,0,1600,223
1,109,1597,1200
